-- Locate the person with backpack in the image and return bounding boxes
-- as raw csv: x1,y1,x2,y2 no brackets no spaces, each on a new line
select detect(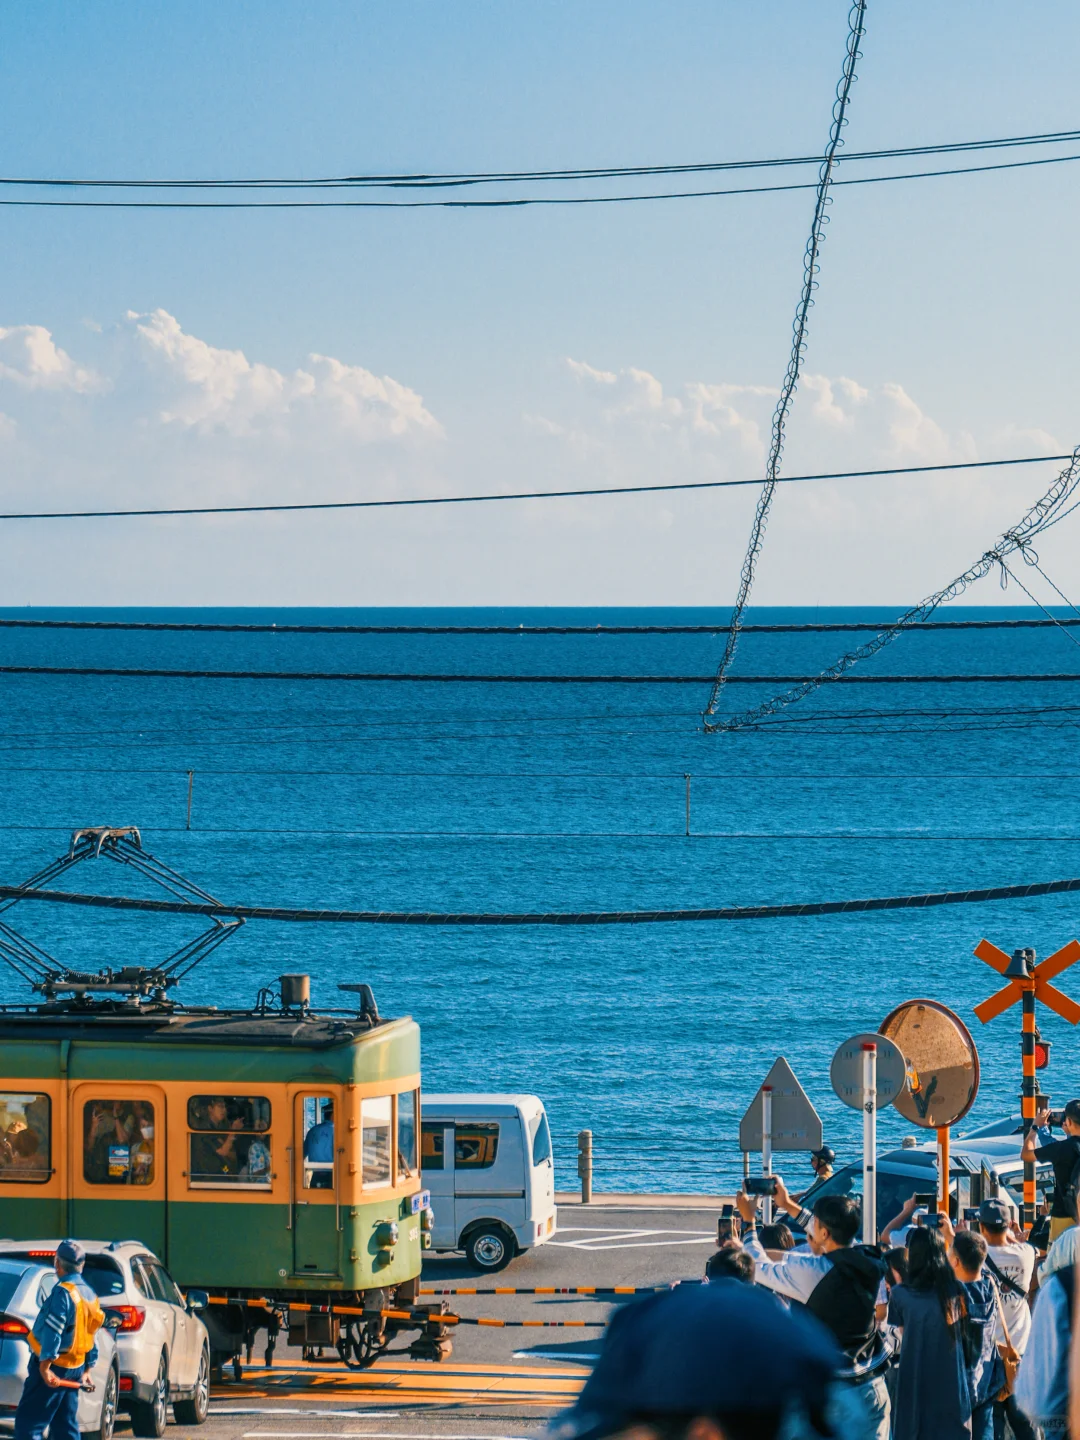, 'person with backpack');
975,1198,1037,1440
15,1239,106,1440
1022,1100,1080,1243
737,1179,890,1439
